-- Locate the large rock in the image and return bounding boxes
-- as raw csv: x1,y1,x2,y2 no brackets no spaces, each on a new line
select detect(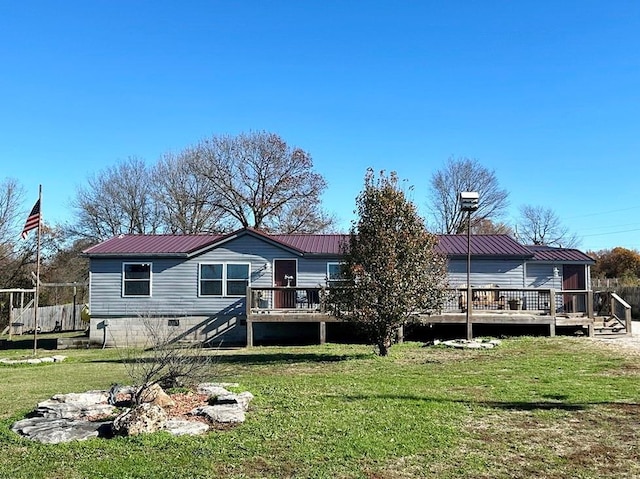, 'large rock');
197,383,232,397
211,391,254,412
35,391,115,420
190,404,246,424
139,384,176,408
112,403,169,436
11,417,109,444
